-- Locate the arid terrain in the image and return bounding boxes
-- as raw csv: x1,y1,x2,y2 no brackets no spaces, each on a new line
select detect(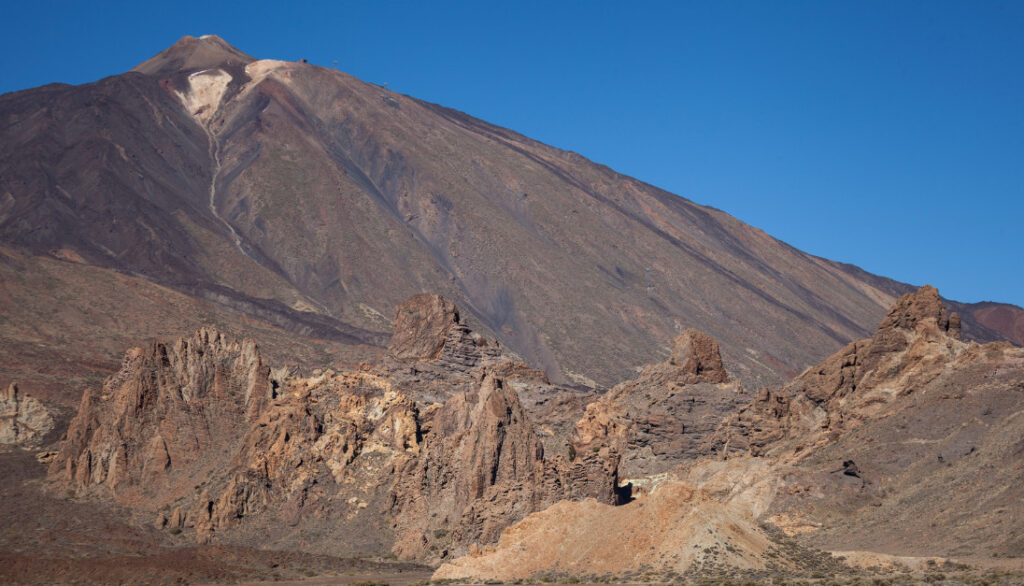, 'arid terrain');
2,35,1023,584
4,36,1023,407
